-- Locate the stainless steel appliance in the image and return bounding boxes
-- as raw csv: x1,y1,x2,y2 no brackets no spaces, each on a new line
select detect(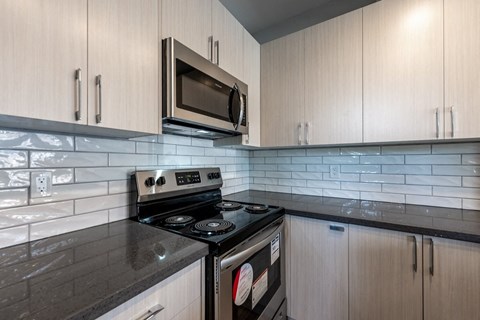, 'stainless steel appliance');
134,167,286,320
162,38,248,139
